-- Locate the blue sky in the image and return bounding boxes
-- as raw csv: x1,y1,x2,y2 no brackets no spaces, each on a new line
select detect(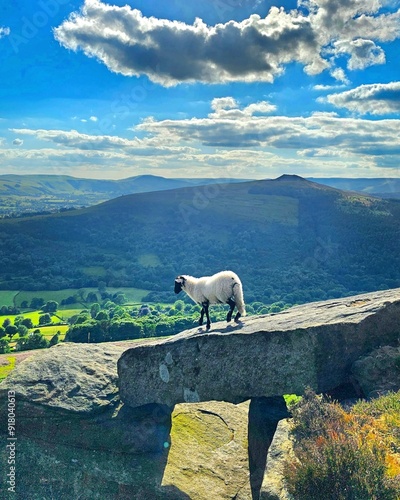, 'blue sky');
1,0,400,179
